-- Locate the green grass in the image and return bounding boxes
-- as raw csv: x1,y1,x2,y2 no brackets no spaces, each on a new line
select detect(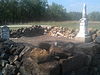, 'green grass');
88,21,100,30
8,21,100,30
22,21,79,29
